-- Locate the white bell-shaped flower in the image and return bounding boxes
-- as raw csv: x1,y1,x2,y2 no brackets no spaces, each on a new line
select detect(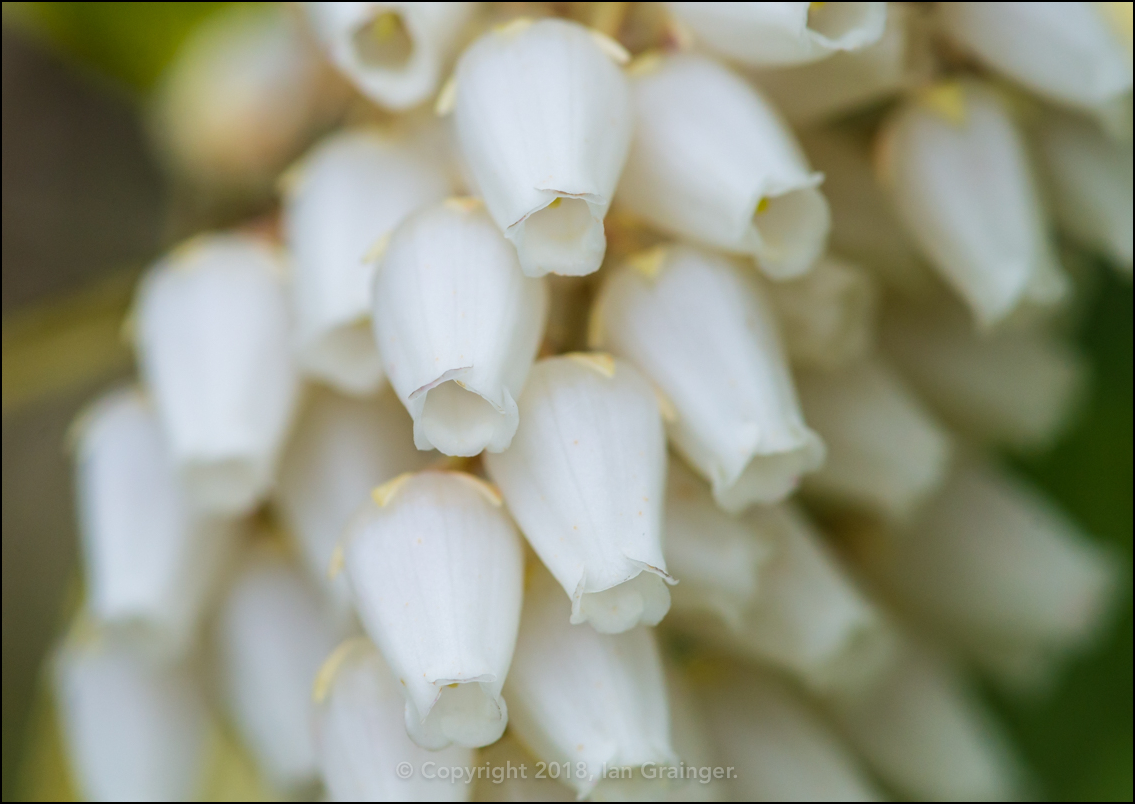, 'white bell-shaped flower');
591,245,824,512
284,128,453,395
340,470,524,749
53,627,210,803
450,18,633,277
312,638,474,802
215,553,342,792
618,53,830,279
694,663,882,801
275,386,432,612
881,304,1086,449
504,565,676,799
304,2,477,110
939,3,1133,122
877,81,1068,326
764,253,877,370
483,354,673,634
372,199,548,456
796,359,954,521
829,639,1022,802
862,460,1120,688
73,388,234,659
666,2,887,68
133,233,300,516
747,4,921,126
1034,110,1134,273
